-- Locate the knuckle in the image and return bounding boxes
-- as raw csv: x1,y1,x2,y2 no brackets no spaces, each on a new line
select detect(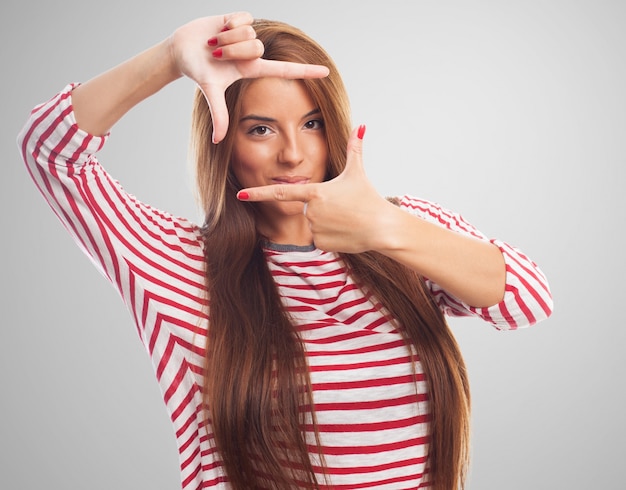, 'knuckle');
229,11,251,28
240,11,254,25
274,185,287,201
348,140,363,155
312,187,323,199
245,25,257,40
308,188,322,204
254,38,265,57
